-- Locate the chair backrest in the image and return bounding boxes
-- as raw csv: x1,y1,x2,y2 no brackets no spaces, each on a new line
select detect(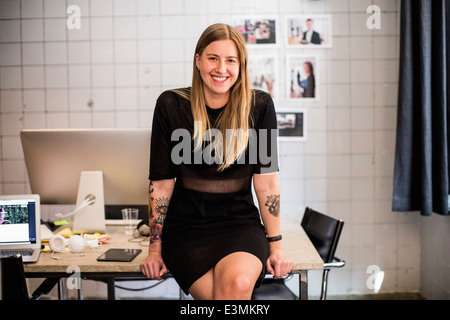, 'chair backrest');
0,255,29,300
301,207,344,263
